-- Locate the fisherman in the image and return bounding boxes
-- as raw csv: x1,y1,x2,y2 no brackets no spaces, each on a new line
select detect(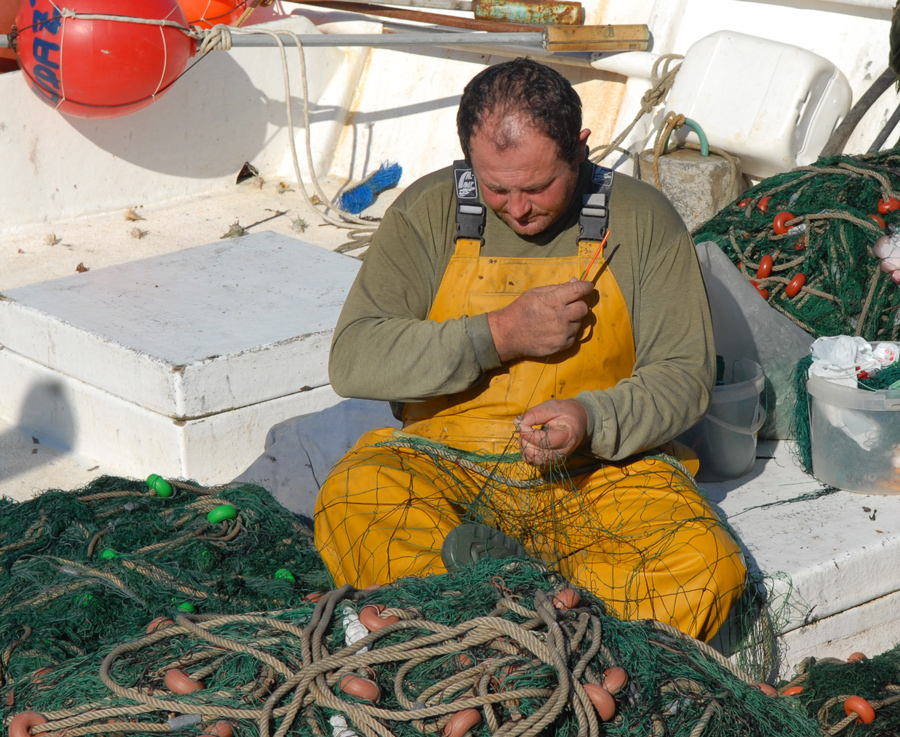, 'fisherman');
315,58,746,642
